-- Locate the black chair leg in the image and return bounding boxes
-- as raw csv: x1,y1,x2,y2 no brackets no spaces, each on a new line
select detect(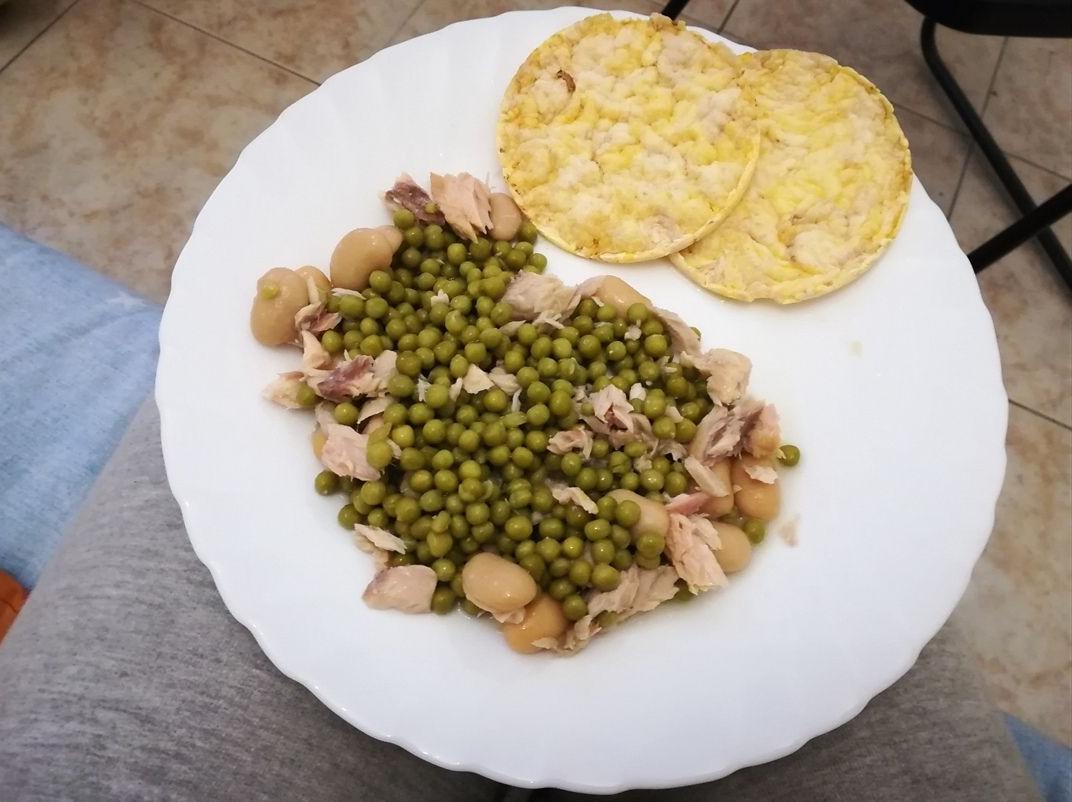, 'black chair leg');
661,0,690,20
970,185,1072,271
920,18,1072,286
